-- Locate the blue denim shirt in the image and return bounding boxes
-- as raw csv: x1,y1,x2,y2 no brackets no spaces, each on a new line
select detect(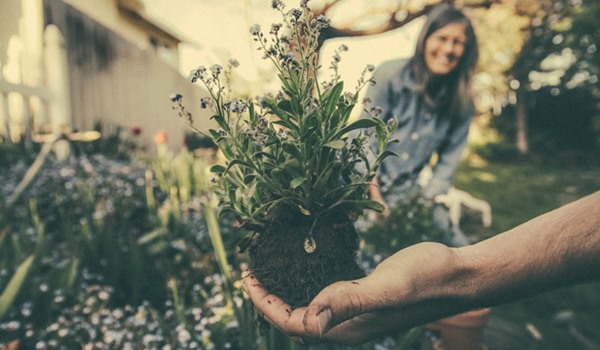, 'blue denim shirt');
362,58,473,201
